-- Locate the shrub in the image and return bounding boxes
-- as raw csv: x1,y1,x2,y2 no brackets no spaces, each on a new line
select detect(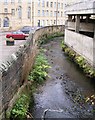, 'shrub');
10,94,30,119
28,53,51,84
38,32,64,46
